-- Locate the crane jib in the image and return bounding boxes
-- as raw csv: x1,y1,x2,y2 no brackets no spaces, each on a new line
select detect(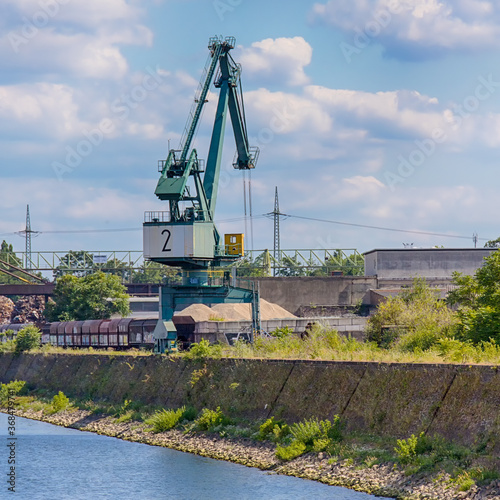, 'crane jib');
148,35,258,269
